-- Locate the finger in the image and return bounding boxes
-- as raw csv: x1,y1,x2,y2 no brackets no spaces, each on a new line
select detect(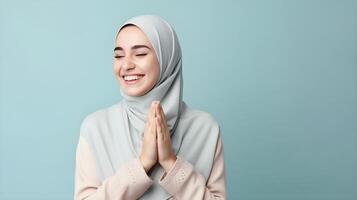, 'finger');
158,103,165,120
161,107,170,141
152,102,158,127
156,117,163,141
151,101,156,119
159,104,168,127
156,118,164,152
158,104,169,140
155,103,162,120
156,103,165,142
152,113,157,136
